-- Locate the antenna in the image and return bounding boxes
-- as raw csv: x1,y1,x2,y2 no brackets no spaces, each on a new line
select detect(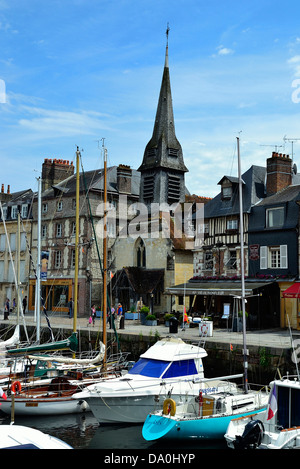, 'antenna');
260,144,283,152
283,135,300,162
